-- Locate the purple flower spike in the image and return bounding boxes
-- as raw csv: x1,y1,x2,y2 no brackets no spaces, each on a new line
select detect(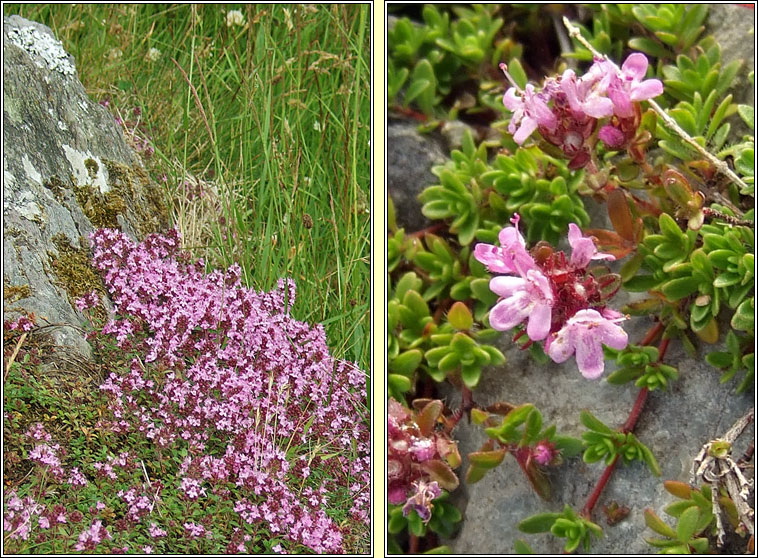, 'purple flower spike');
567,223,615,269
547,309,629,379
489,269,554,341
